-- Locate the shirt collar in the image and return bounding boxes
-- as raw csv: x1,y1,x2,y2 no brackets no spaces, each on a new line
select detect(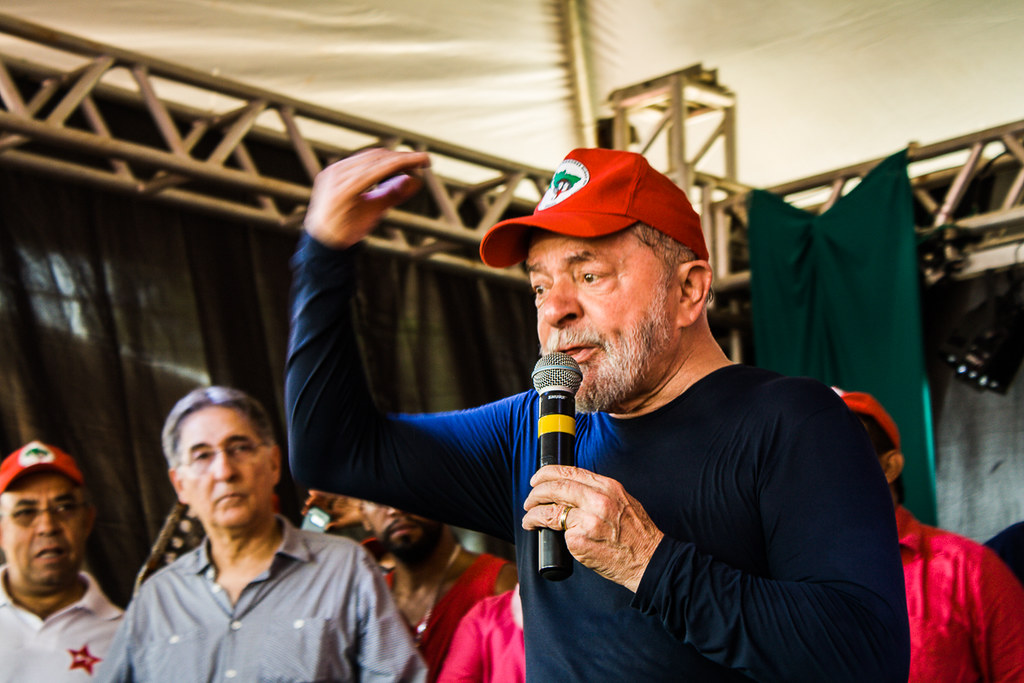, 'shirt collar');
184,515,311,576
894,504,925,554
0,567,11,608
276,516,313,563
74,571,123,620
0,567,121,621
